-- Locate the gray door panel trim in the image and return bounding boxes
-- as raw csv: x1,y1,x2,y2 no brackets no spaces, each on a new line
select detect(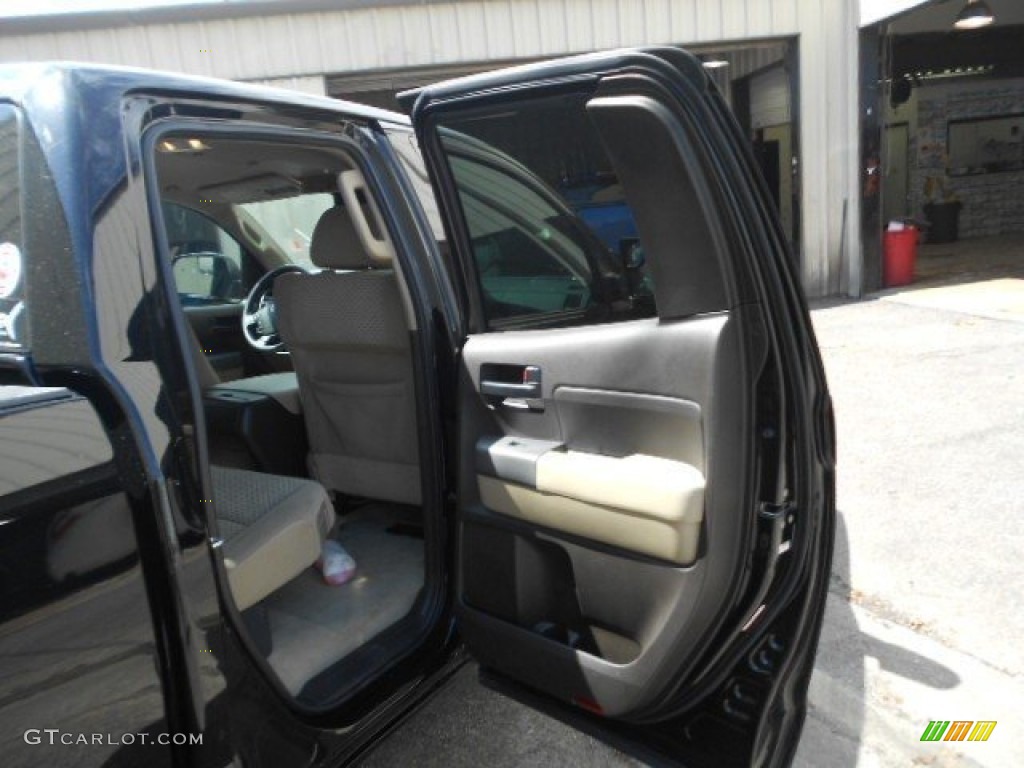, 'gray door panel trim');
465,314,727,403
554,386,704,472
457,308,757,717
476,434,562,488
